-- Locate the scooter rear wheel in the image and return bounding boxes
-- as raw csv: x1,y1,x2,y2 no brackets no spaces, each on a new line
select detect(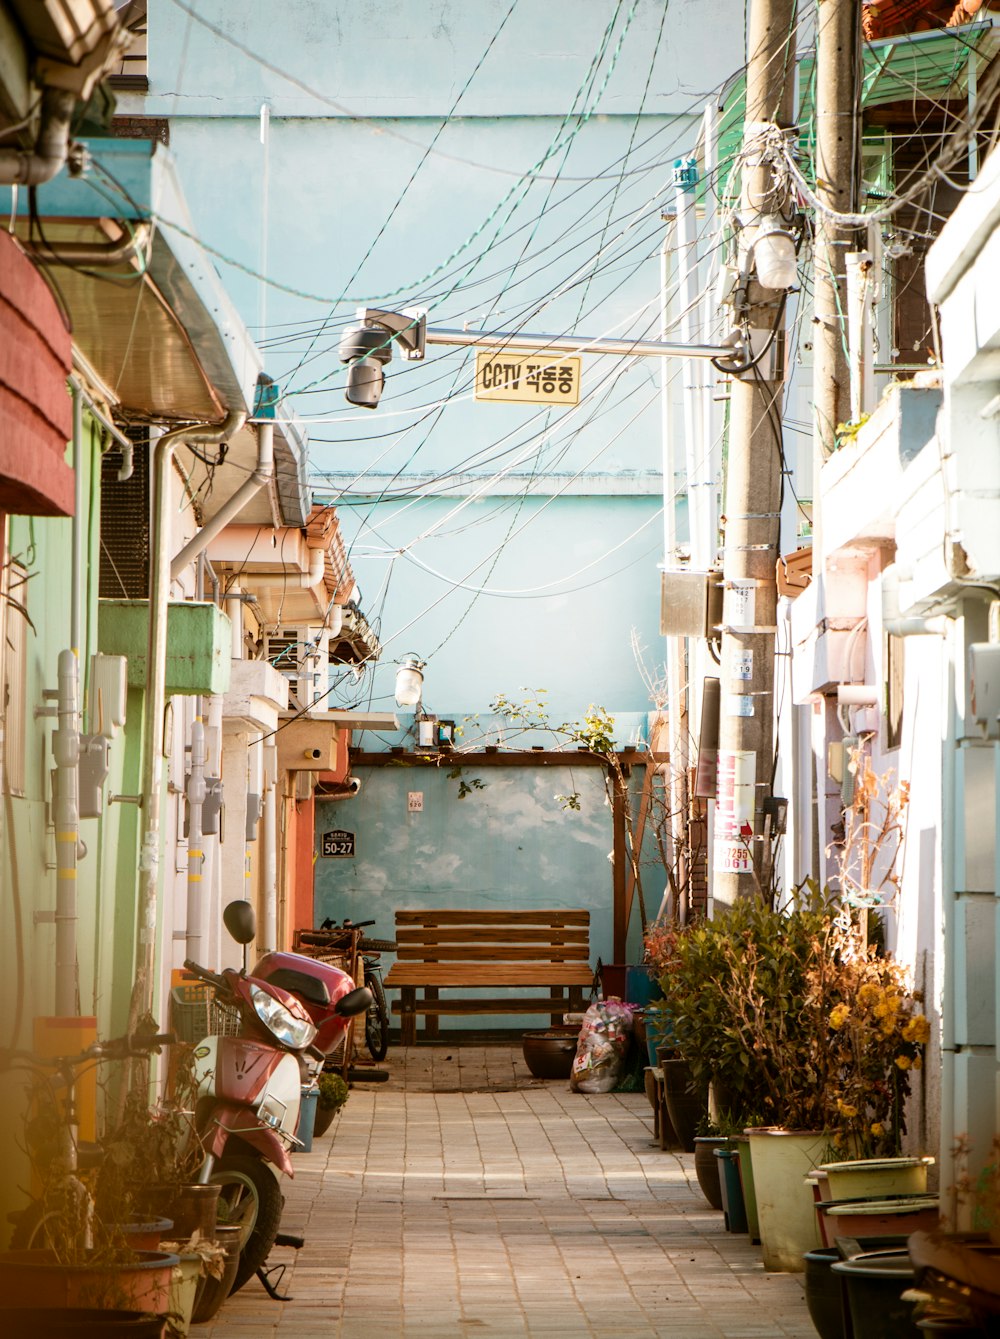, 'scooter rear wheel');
211,1152,284,1294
